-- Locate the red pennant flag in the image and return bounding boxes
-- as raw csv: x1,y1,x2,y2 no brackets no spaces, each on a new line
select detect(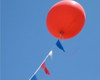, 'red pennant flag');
41,62,50,75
